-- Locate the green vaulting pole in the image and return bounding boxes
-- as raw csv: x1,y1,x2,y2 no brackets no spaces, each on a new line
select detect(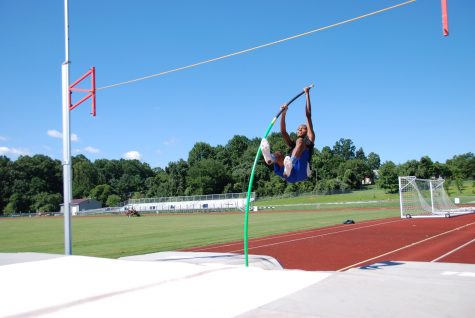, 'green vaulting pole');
243,84,314,266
